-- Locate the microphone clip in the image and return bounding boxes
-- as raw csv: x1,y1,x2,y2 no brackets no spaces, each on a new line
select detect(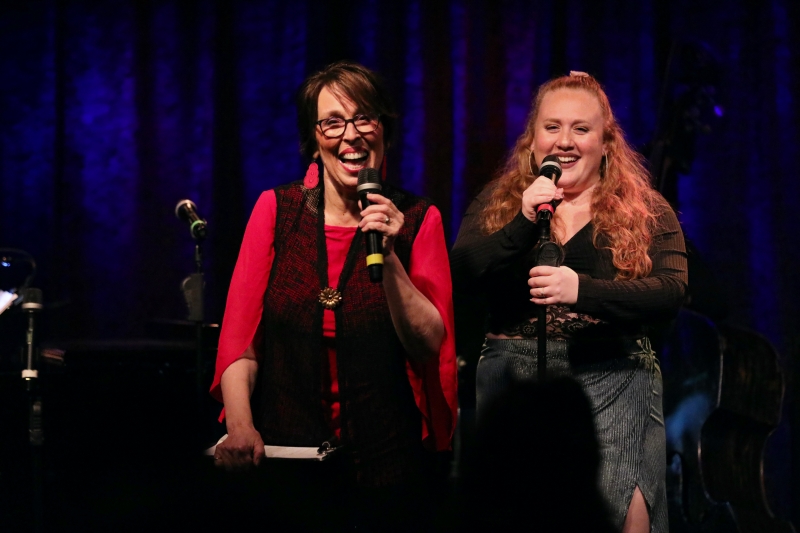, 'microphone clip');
535,240,564,268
